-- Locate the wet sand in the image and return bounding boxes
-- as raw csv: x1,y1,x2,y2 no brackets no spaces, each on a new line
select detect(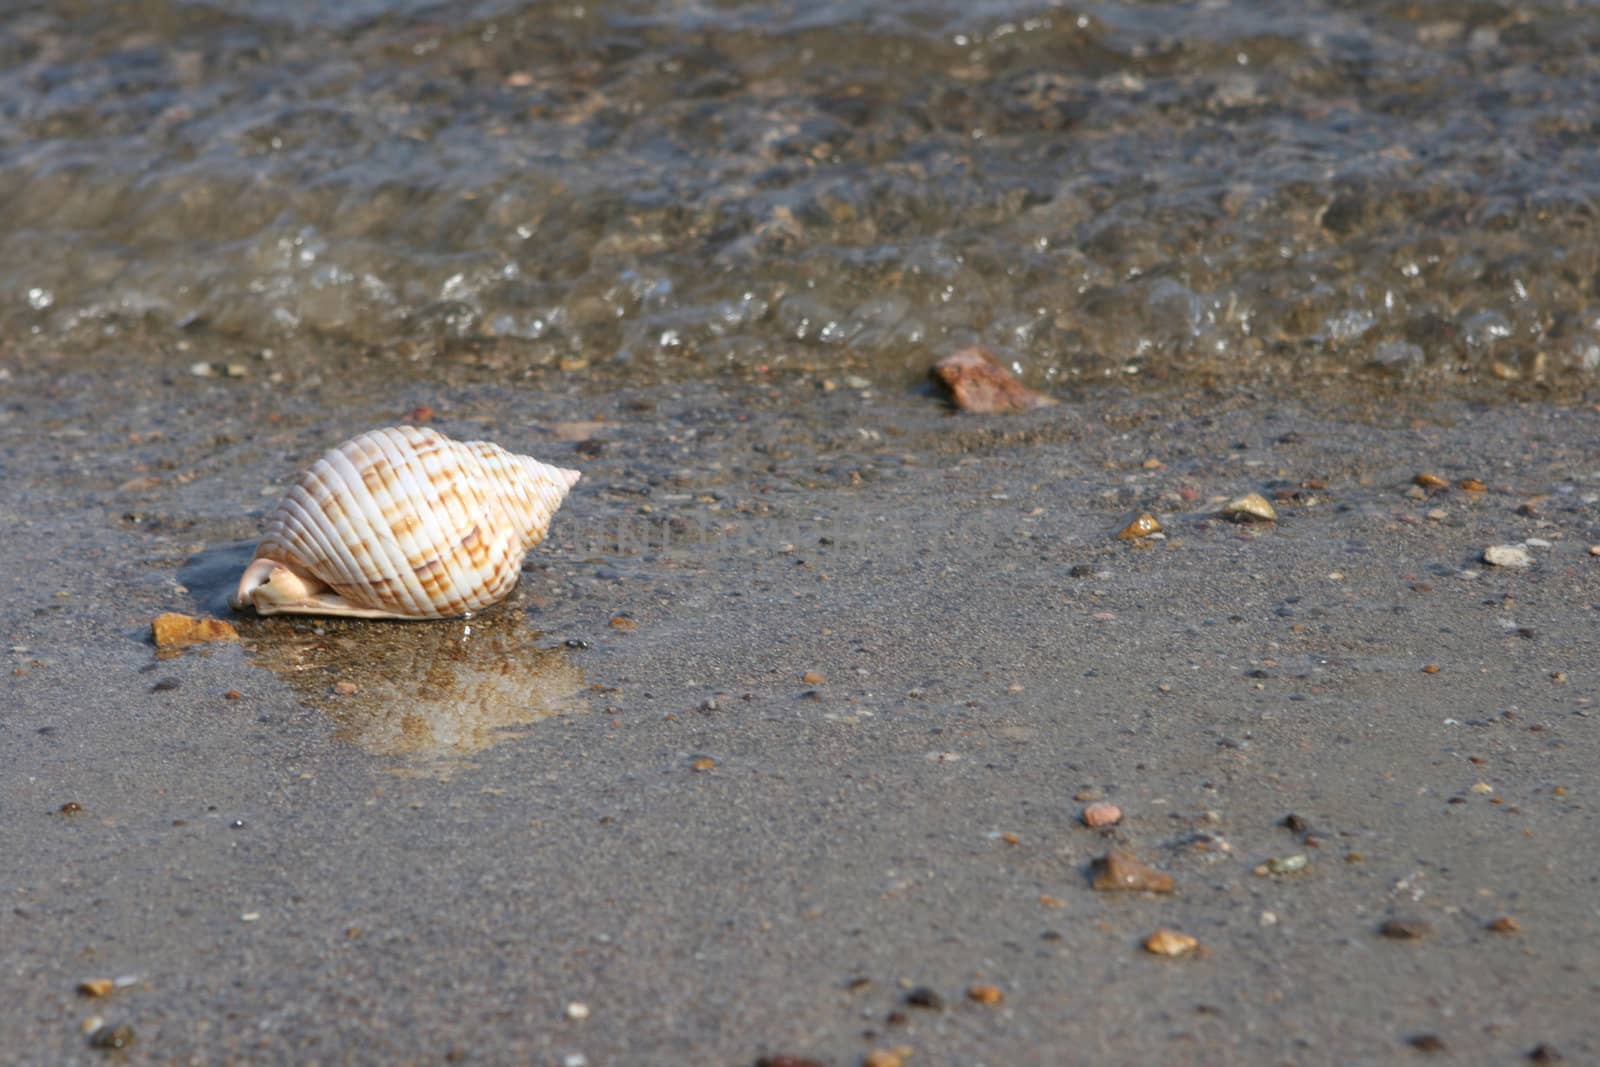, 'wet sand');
2,348,1598,1065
